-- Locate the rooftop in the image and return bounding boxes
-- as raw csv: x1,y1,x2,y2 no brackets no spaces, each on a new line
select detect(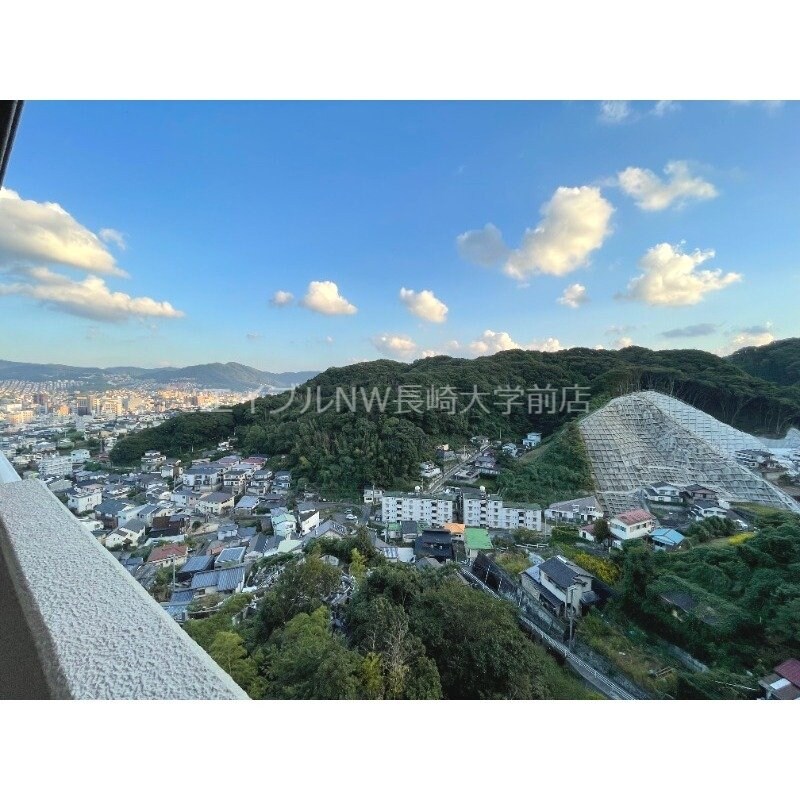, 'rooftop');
464,527,493,550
